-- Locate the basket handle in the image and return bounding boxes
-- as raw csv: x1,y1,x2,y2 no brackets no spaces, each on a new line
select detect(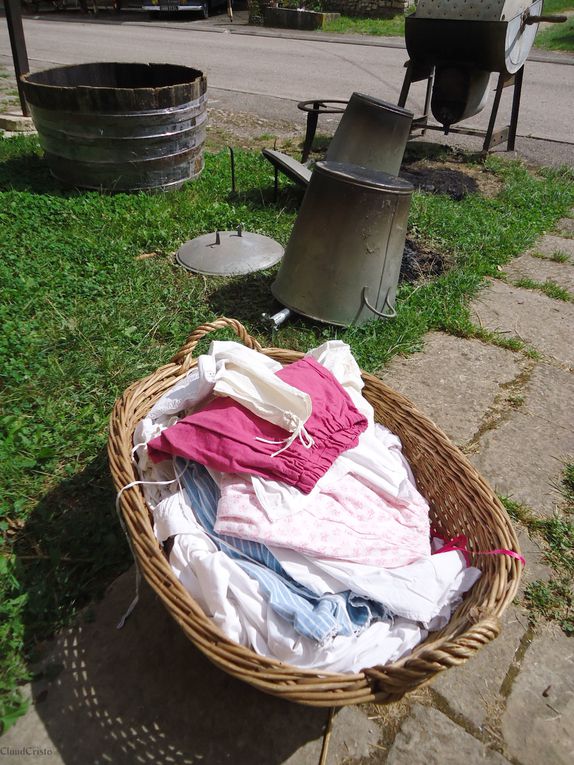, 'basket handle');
171,317,262,366
363,616,501,696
